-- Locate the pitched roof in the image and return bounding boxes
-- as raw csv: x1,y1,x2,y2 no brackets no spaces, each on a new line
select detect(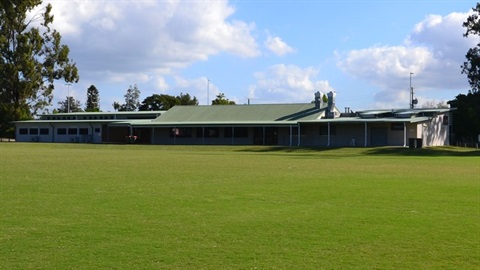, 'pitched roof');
150,103,325,125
